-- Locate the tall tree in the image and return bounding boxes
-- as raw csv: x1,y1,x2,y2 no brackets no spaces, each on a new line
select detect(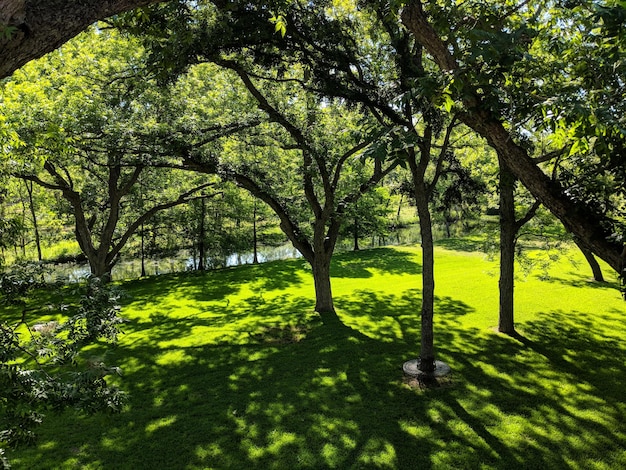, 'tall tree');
2,28,225,278
400,0,625,275
183,63,396,314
